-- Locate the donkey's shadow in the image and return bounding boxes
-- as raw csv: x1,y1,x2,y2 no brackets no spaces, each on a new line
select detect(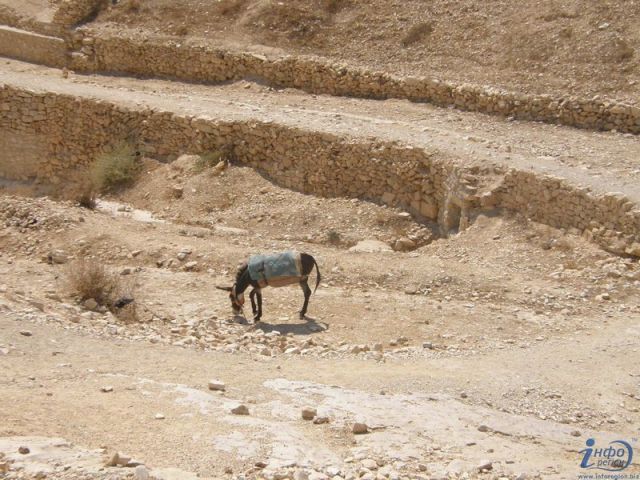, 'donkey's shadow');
236,315,327,336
